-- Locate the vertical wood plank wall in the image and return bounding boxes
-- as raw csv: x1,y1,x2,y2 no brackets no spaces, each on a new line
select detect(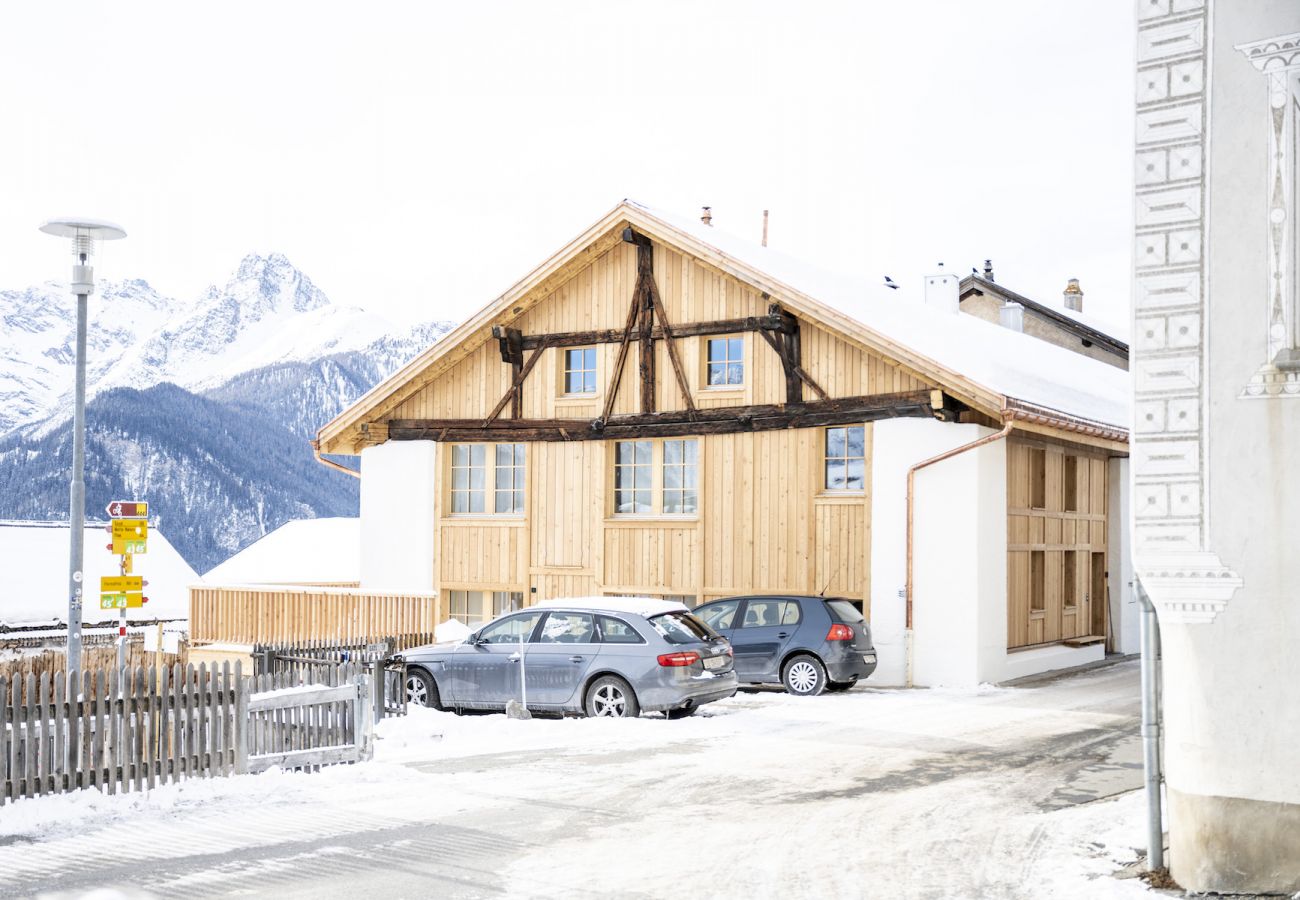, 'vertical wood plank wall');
400,238,922,612
1006,437,1109,649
